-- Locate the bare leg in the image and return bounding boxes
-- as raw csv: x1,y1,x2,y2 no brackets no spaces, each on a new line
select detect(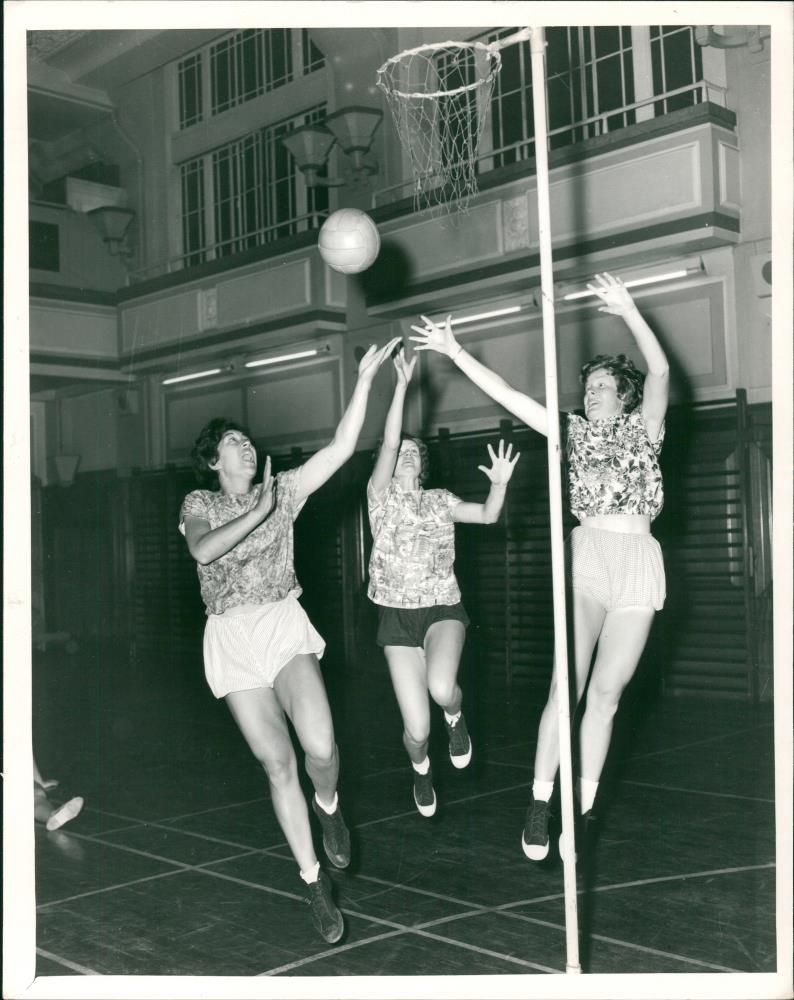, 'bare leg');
533,590,606,782
423,619,466,715
225,684,317,873
275,654,339,808
34,783,53,824
384,645,429,763
578,606,655,782
33,757,58,791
